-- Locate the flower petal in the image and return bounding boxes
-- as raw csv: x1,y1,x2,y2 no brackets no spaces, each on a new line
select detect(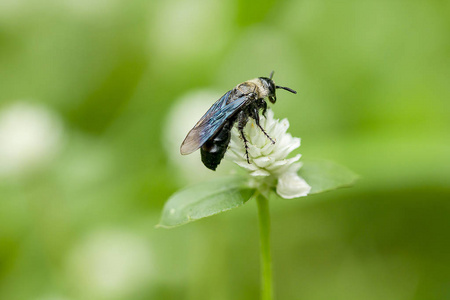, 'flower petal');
271,118,290,138
234,160,259,171
250,125,267,148
276,172,311,199
247,143,262,158
250,169,271,177
268,155,301,174
252,156,272,168
230,129,242,144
